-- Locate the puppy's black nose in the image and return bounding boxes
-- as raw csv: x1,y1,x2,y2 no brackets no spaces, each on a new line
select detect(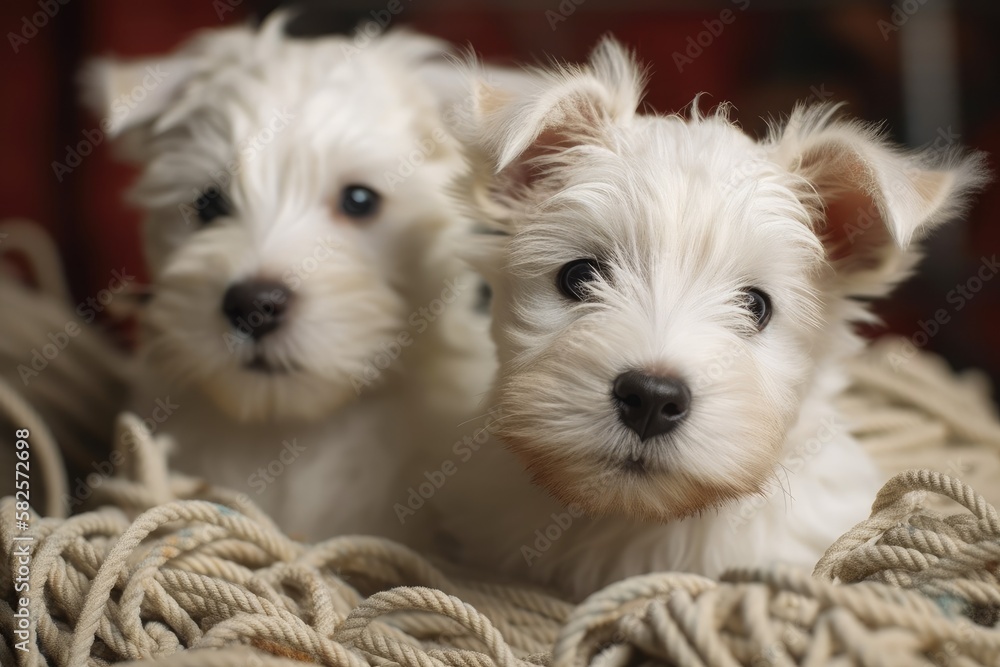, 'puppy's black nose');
221,279,293,340
613,370,690,441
